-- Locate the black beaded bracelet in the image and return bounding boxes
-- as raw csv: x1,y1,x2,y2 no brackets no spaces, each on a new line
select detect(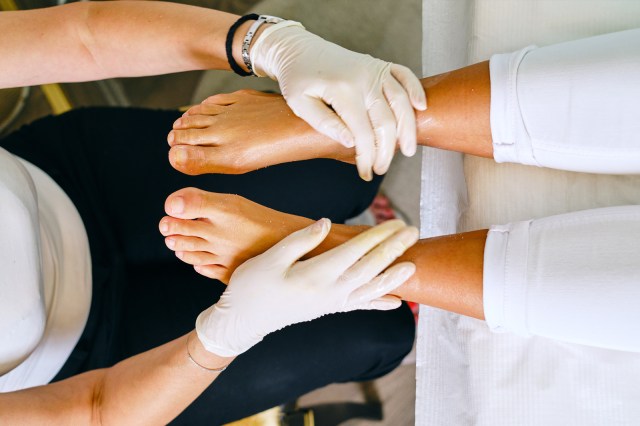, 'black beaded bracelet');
226,13,259,77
